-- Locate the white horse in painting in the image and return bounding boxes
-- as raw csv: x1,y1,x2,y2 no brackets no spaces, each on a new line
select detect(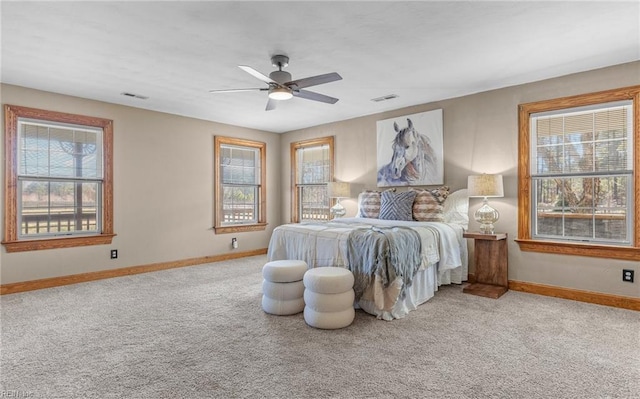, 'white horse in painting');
377,118,437,186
